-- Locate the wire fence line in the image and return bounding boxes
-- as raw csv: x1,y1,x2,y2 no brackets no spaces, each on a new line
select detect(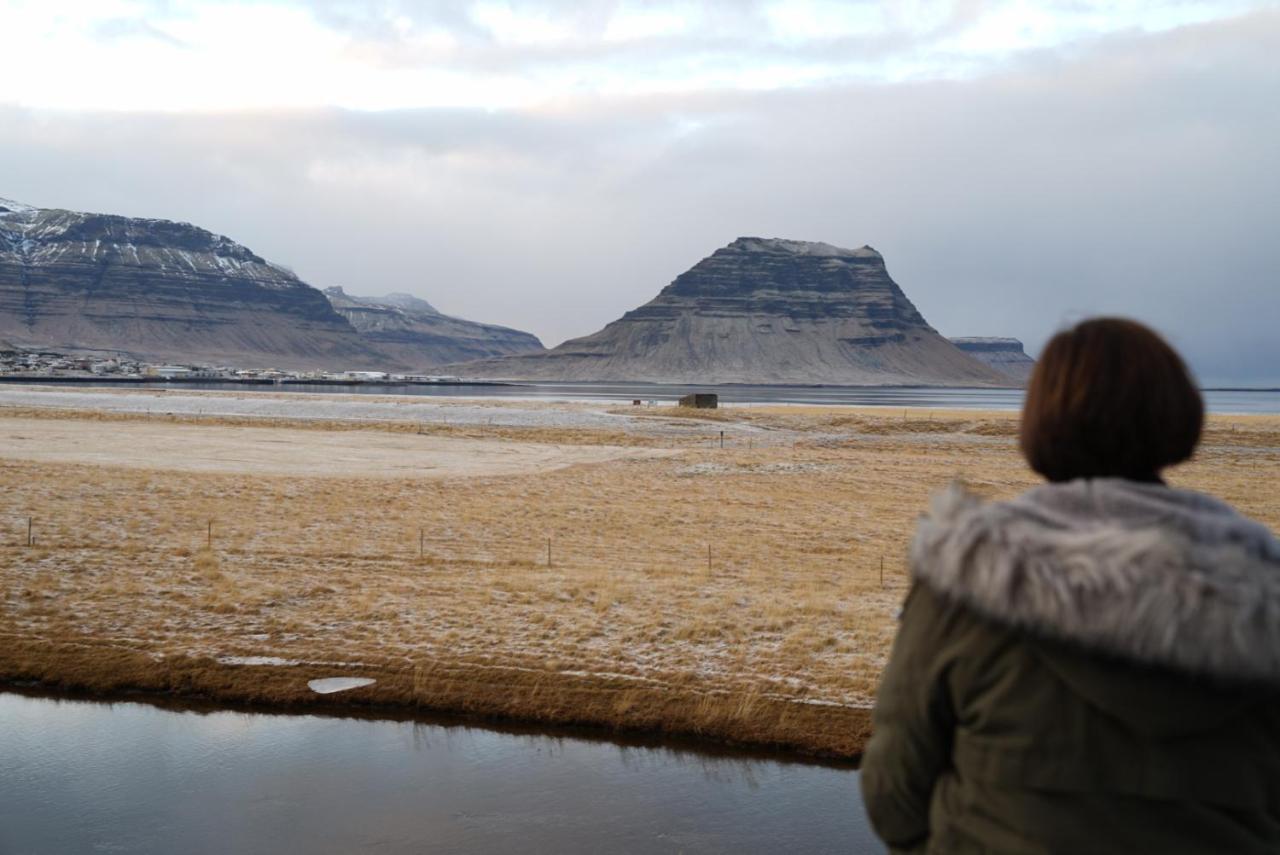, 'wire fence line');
3,513,910,587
